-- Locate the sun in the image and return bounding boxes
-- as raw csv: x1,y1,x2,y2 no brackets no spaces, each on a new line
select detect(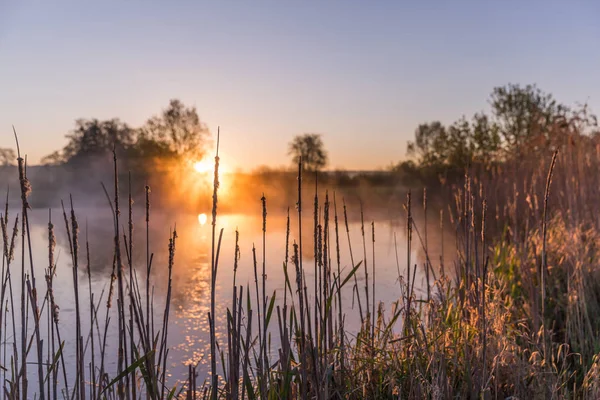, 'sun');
191,158,231,196
193,160,212,174
193,158,229,175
